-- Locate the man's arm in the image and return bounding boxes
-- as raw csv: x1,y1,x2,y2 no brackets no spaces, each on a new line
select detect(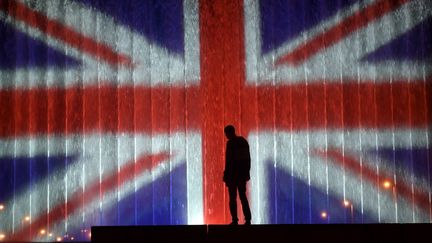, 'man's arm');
223,141,232,182
246,141,251,172
245,139,251,181
239,137,251,171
